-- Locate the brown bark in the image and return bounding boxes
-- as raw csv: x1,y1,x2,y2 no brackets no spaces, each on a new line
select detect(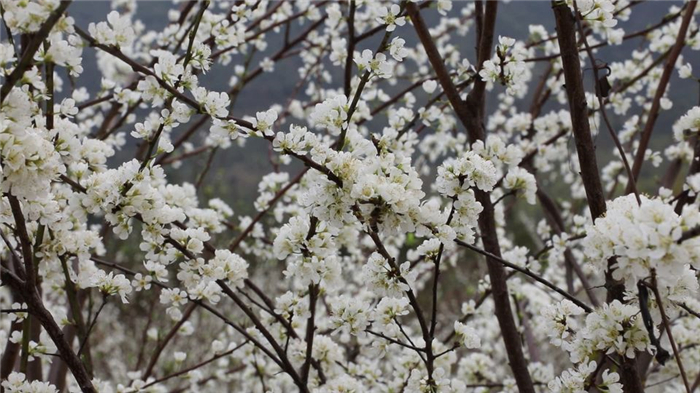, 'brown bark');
552,3,645,392
47,325,76,392
23,288,95,392
1,320,22,380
